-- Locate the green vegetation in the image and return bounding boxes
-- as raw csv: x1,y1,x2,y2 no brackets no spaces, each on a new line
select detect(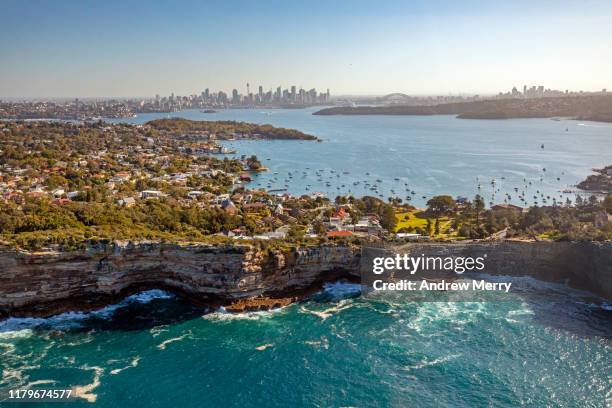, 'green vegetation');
0,196,241,250
395,209,454,238
577,165,612,193
0,120,327,250
246,155,262,170
393,194,611,241
334,195,397,231
314,95,612,123
147,118,319,140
